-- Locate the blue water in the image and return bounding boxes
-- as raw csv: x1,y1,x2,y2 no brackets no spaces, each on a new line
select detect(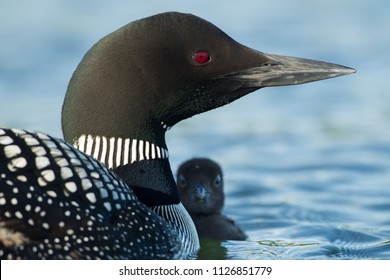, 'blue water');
1,0,390,259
